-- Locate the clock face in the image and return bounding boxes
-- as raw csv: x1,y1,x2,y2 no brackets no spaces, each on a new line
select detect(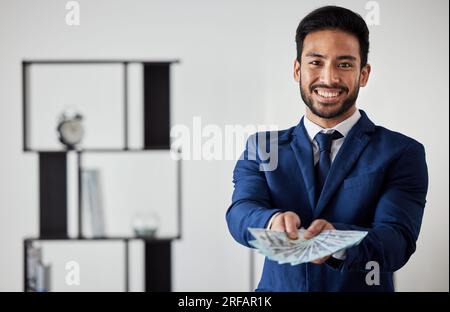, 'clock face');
60,120,83,146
